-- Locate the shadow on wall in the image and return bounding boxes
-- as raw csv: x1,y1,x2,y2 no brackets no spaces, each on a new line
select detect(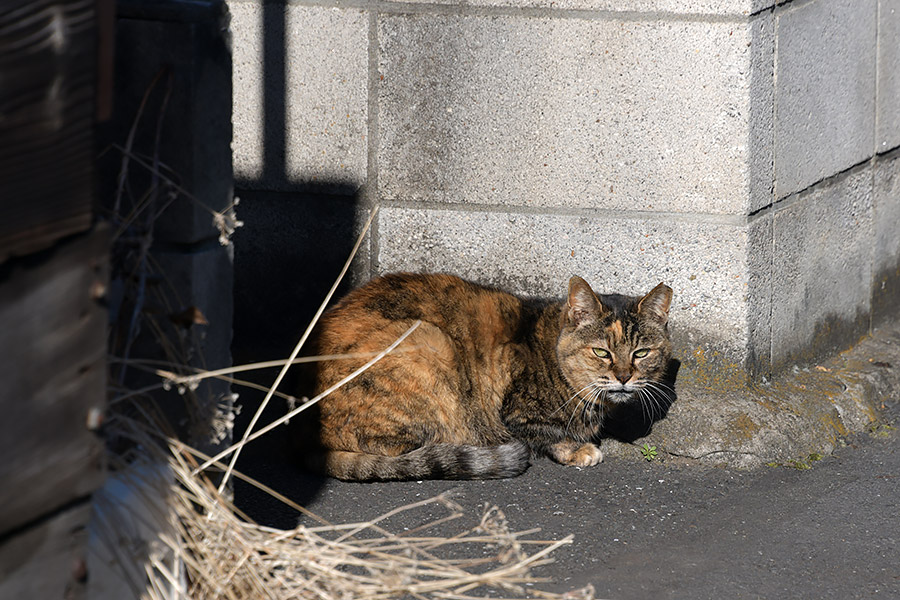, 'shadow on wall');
231,187,363,526
230,2,363,526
